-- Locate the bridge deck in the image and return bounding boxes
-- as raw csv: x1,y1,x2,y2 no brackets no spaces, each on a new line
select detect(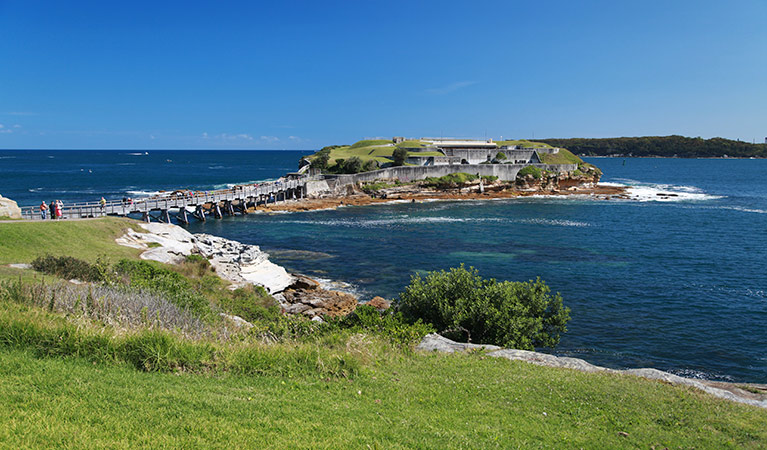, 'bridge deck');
22,178,305,221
